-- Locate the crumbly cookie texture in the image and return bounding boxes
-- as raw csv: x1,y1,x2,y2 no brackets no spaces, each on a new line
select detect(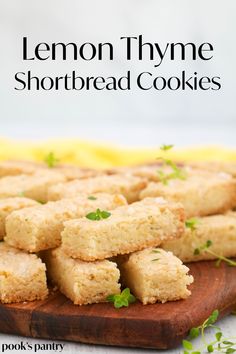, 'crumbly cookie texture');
107,165,163,182
5,193,127,252
0,242,48,303
140,171,236,218
107,165,208,182
43,247,120,305
0,160,104,181
190,161,236,178
47,174,147,203
0,160,44,177
0,197,38,239
61,197,185,261
115,248,193,305
161,212,236,262
0,170,66,202
52,165,104,181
